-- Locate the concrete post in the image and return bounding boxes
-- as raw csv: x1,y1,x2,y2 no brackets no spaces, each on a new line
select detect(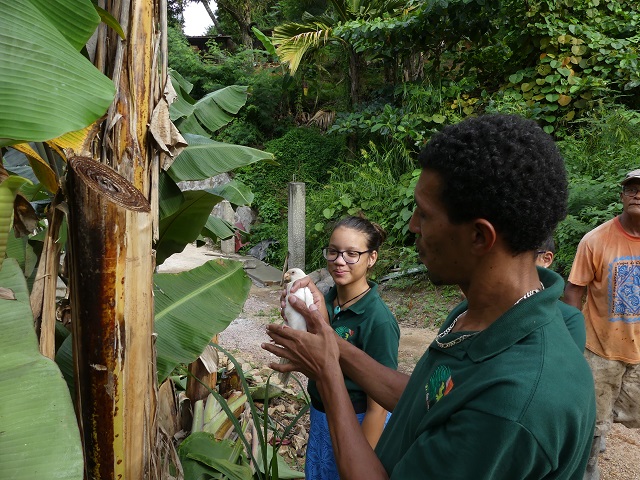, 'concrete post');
288,182,306,270
220,200,235,255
